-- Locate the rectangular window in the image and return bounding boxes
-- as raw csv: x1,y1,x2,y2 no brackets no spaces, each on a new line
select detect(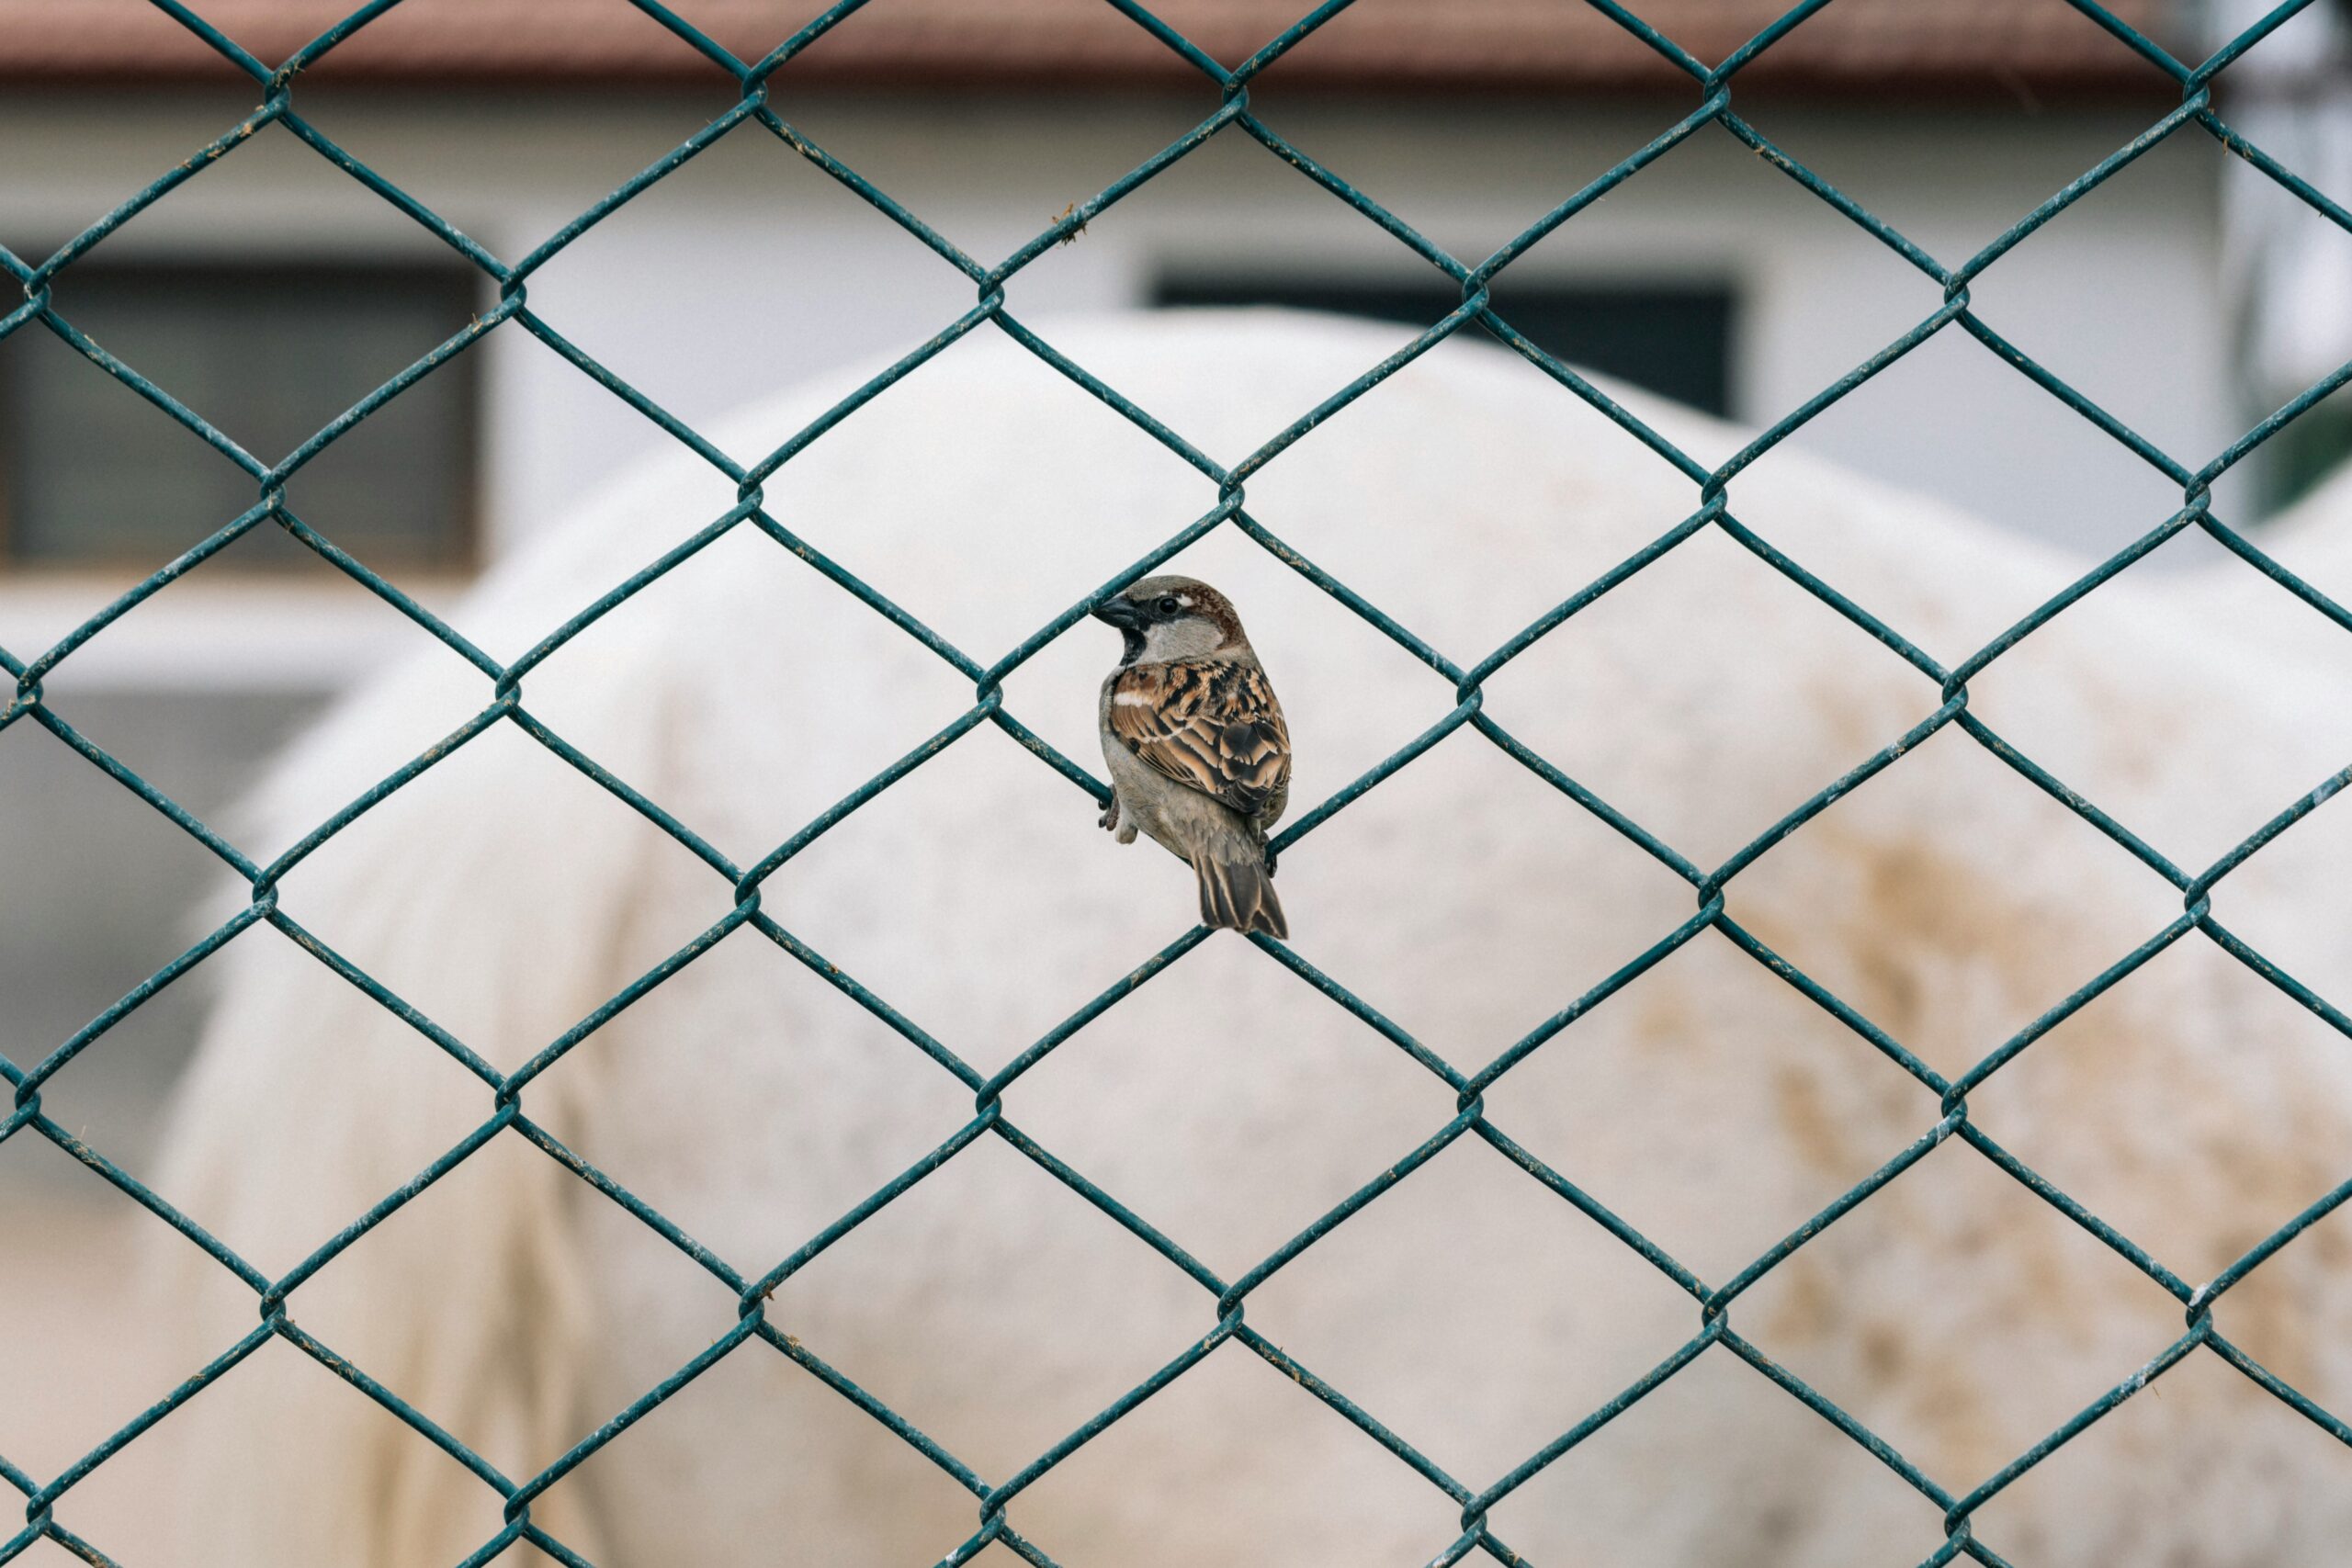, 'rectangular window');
0,260,481,571
1154,275,1736,418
